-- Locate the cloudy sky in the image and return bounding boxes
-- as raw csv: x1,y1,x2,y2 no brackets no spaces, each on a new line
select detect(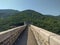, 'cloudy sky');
0,0,60,16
